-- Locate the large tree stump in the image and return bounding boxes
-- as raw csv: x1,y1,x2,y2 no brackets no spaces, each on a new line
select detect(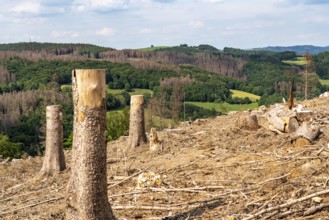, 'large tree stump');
66,69,116,220
291,122,321,147
128,95,147,148
39,105,65,176
236,111,259,130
